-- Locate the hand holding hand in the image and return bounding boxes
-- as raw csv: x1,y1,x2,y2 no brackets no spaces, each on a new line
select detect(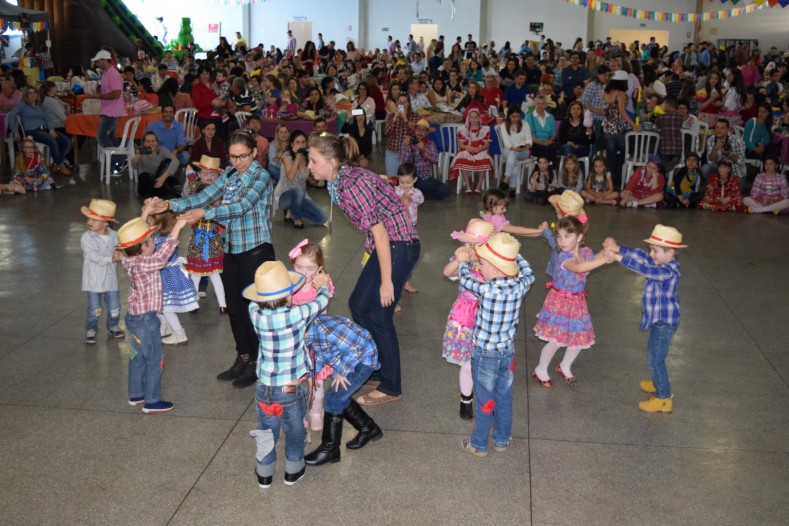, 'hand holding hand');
603,237,619,253
312,272,331,290
177,208,205,224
